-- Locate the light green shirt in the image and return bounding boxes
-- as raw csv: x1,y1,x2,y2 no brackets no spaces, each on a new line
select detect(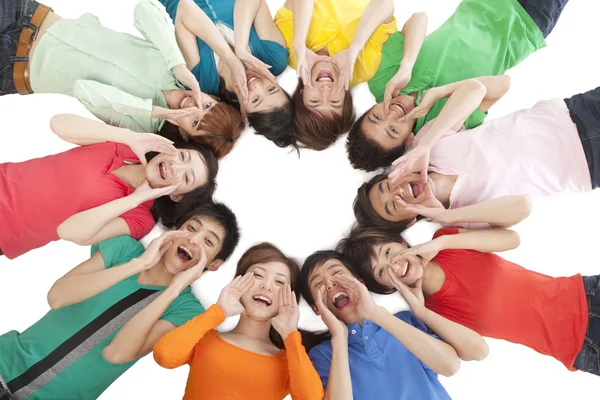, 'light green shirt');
30,0,185,132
